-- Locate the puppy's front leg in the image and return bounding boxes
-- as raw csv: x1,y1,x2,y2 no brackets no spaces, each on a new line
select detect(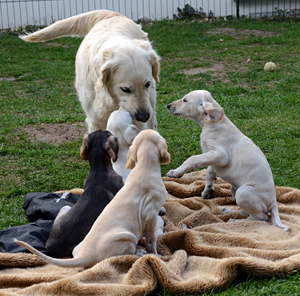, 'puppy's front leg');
167,150,228,178
144,216,158,255
202,166,217,199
